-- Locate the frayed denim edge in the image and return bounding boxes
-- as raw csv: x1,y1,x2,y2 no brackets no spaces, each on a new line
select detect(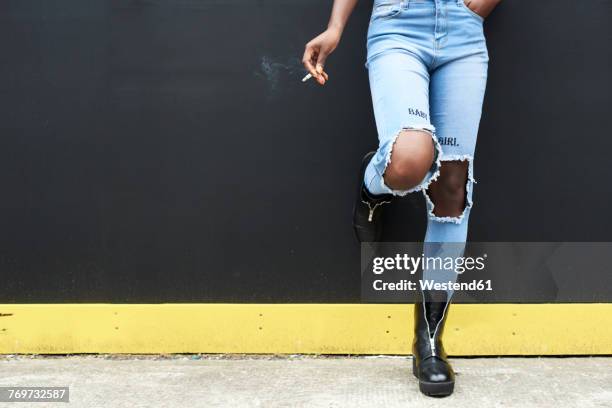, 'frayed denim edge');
423,154,476,224
380,125,443,197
